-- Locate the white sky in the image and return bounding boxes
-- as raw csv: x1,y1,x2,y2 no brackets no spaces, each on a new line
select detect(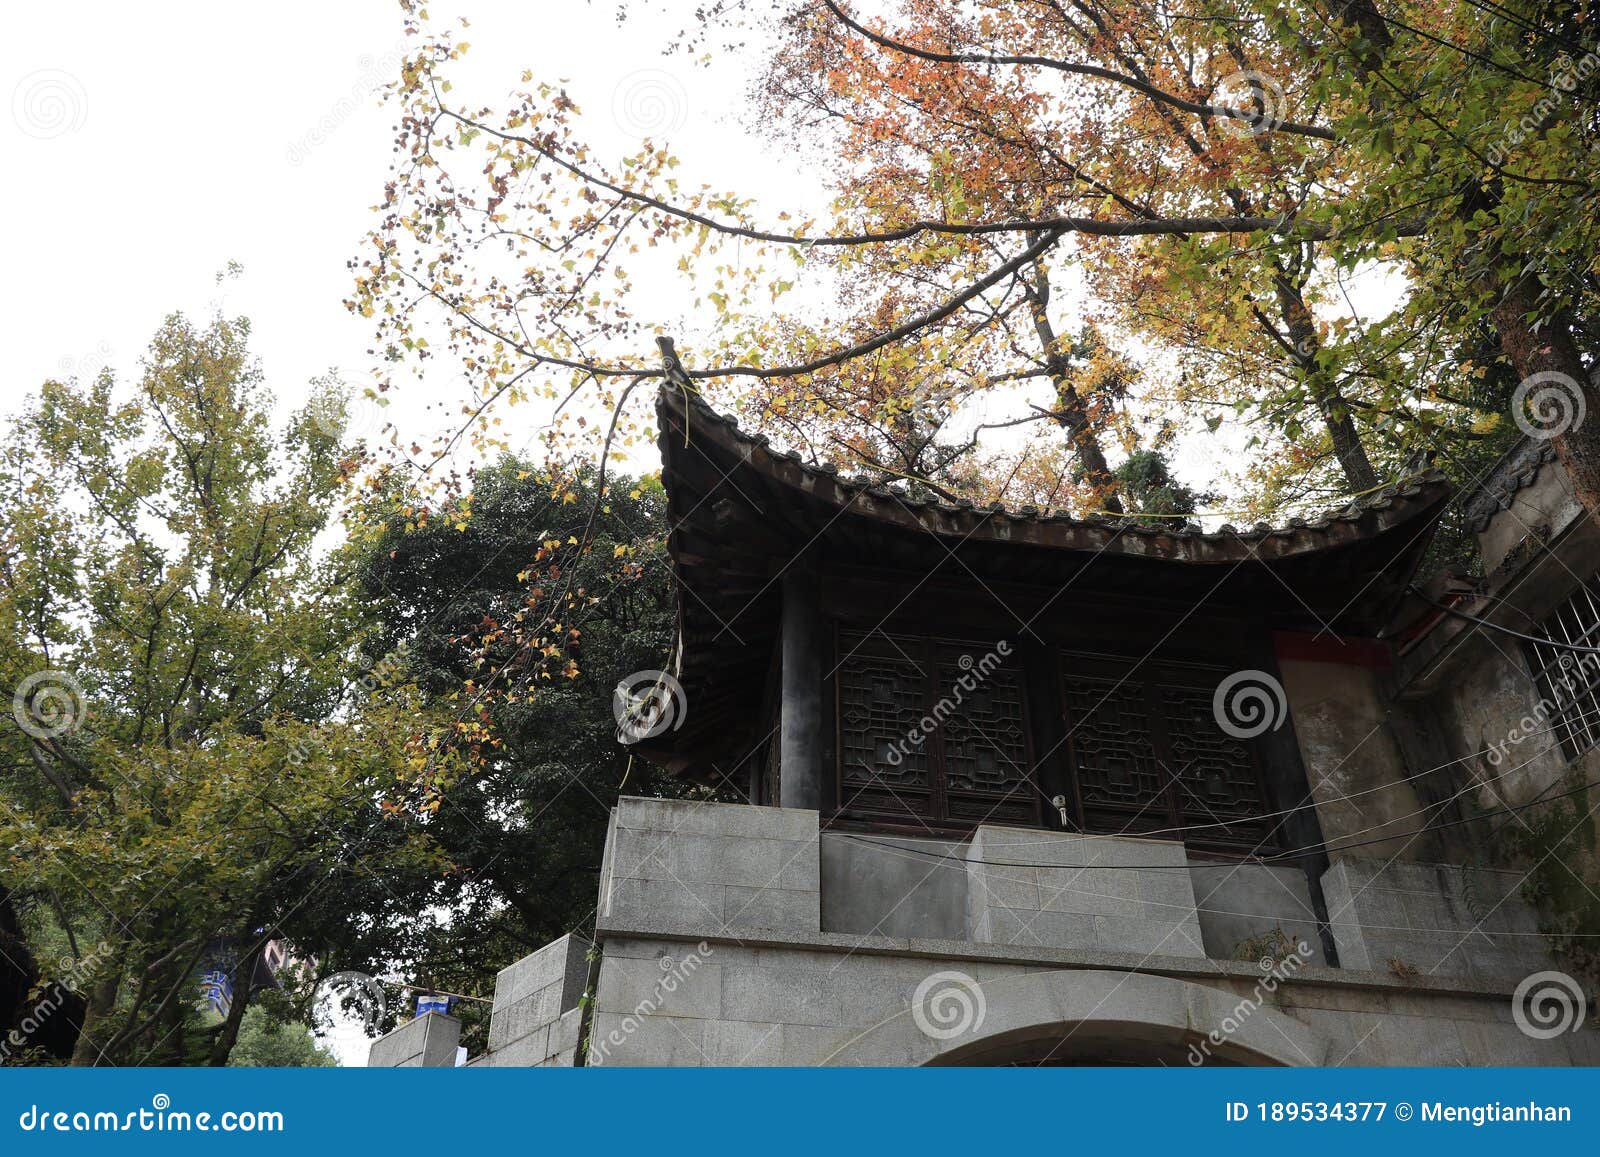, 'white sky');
1,0,819,463
4,0,827,1066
